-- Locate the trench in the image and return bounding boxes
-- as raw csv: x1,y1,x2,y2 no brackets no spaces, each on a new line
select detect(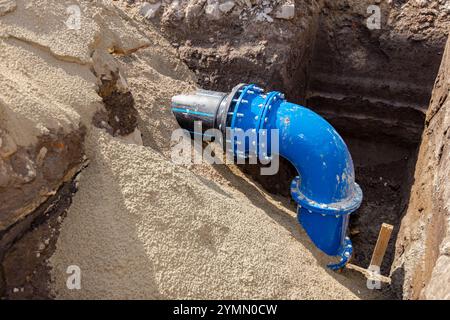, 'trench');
177,4,447,299
1,0,446,300
302,4,444,298
226,102,424,295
